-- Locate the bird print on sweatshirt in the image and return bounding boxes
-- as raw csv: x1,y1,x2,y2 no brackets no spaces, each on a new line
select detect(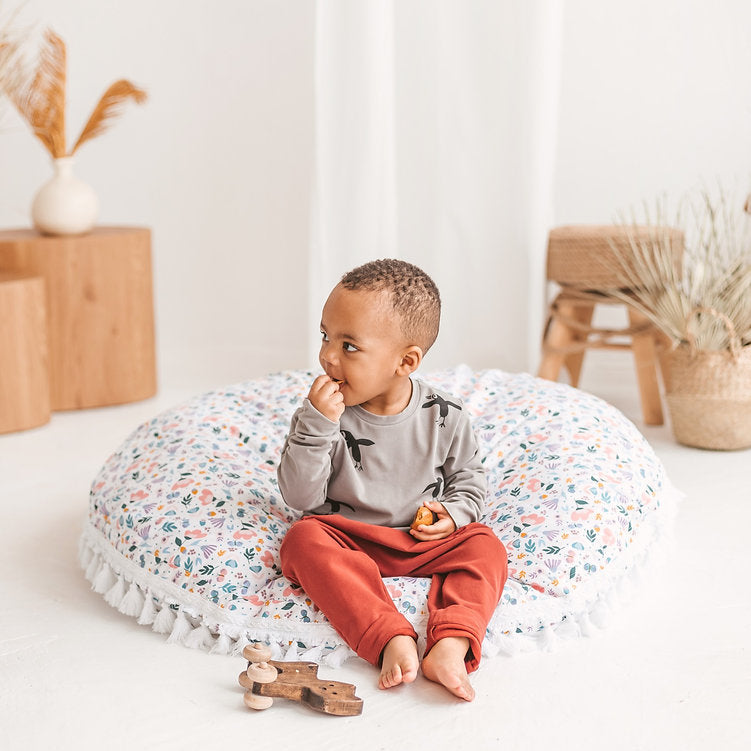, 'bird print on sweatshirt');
422,394,461,427
322,499,356,515
423,476,444,499
340,430,375,471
